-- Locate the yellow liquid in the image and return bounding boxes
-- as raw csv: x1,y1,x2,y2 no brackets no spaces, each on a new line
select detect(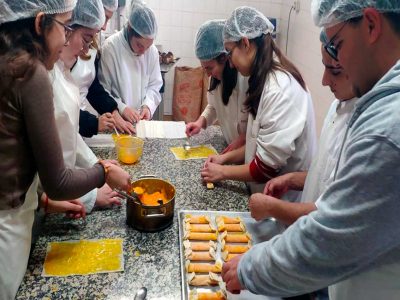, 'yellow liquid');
43,239,123,276
170,145,217,160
